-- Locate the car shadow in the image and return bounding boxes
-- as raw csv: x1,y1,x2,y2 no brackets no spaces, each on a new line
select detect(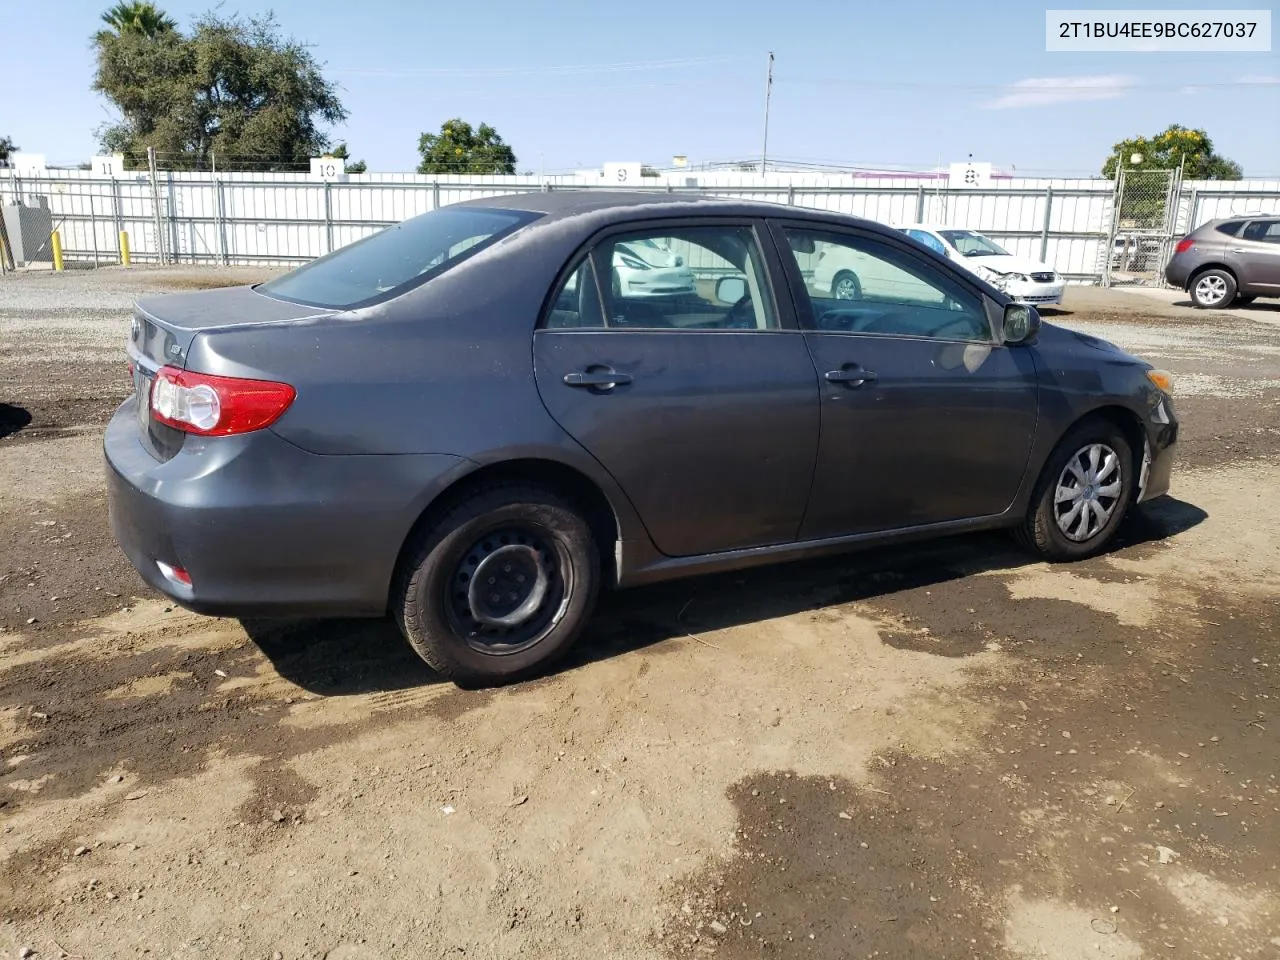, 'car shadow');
0,404,32,439
240,496,1207,696
1168,298,1280,314
1036,307,1071,318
